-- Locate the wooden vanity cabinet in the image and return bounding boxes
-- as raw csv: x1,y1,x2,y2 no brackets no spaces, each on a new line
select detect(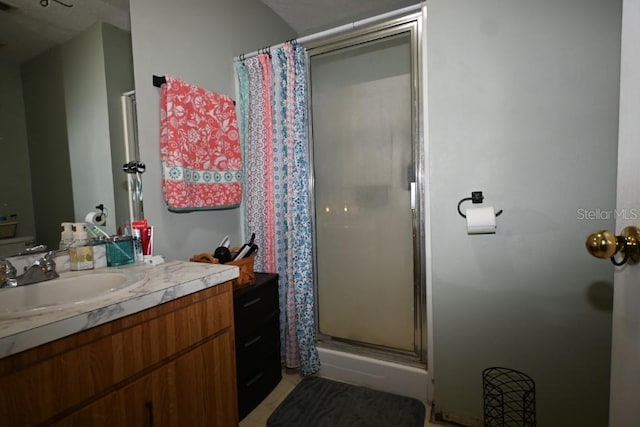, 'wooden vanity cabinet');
0,281,238,426
54,334,236,426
